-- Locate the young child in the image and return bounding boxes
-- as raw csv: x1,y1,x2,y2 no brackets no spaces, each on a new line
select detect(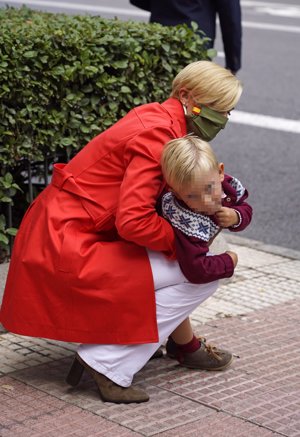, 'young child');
160,134,252,285
160,135,252,361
